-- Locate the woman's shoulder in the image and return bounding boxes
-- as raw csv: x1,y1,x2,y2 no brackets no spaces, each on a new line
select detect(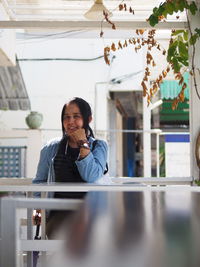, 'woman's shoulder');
88,137,108,149
43,137,62,150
